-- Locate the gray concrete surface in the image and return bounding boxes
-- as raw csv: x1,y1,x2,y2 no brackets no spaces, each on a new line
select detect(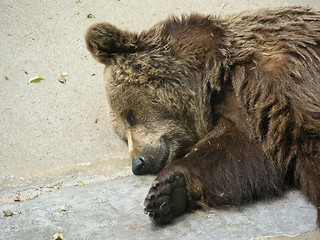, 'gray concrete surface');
0,170,318,240
1,0,319,239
